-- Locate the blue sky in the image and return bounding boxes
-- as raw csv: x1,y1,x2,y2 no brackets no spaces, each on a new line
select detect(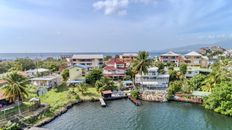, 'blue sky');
0,0,232,52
